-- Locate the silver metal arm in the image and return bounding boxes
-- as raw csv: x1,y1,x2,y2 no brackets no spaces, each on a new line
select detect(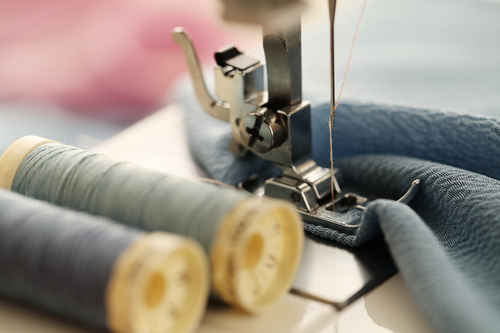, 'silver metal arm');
219,0,304,25
172,28,230,122
263,18,302,109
